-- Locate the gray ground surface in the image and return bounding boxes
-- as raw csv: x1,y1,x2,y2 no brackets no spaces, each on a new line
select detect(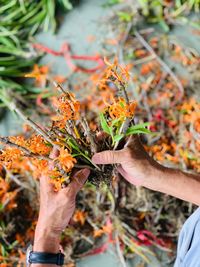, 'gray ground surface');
0,0,200,266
